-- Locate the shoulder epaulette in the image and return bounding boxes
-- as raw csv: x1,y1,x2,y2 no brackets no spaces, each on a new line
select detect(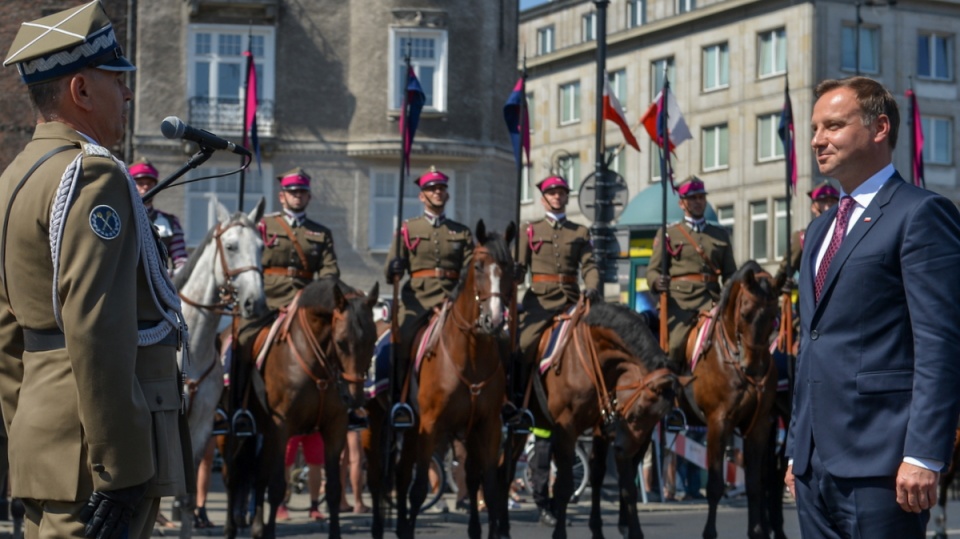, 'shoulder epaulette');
82,142,112,159
263,211,282,218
